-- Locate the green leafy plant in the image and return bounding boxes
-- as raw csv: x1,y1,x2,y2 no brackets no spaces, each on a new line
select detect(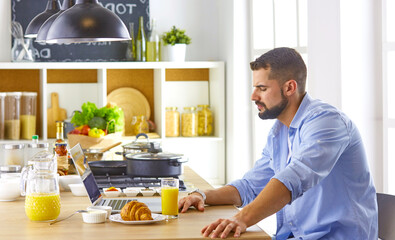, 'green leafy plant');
162,26,191,46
